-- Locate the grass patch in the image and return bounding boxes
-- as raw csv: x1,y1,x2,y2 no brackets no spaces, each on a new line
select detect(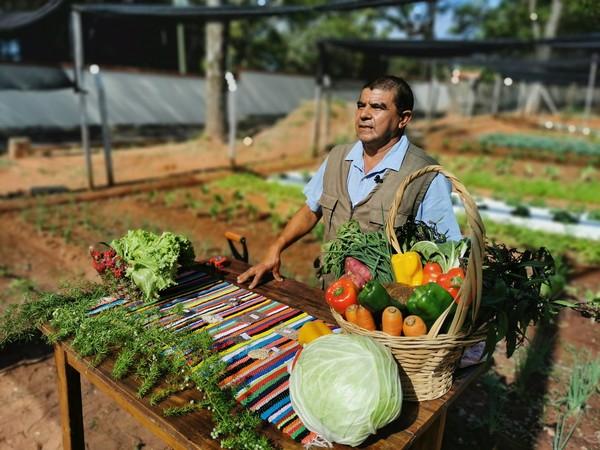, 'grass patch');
453,170,600,206
457,214,600,266
208,173,305,202
0,158,15,169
